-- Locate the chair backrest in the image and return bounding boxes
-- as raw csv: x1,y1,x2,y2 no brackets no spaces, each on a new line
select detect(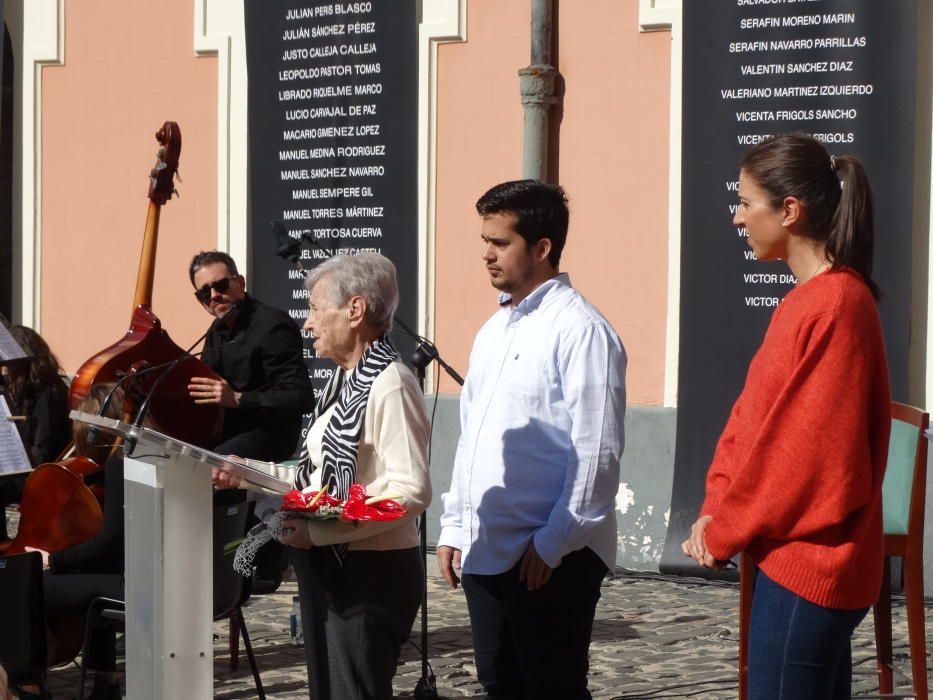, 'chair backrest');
213,501,252,620
882,402,929,536
0,551,47,685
